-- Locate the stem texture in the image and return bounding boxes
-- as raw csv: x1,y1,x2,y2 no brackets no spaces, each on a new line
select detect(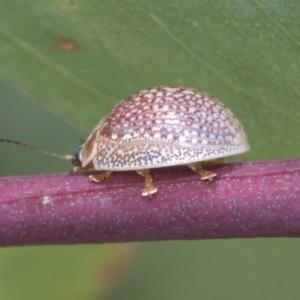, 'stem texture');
0,159,300,246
